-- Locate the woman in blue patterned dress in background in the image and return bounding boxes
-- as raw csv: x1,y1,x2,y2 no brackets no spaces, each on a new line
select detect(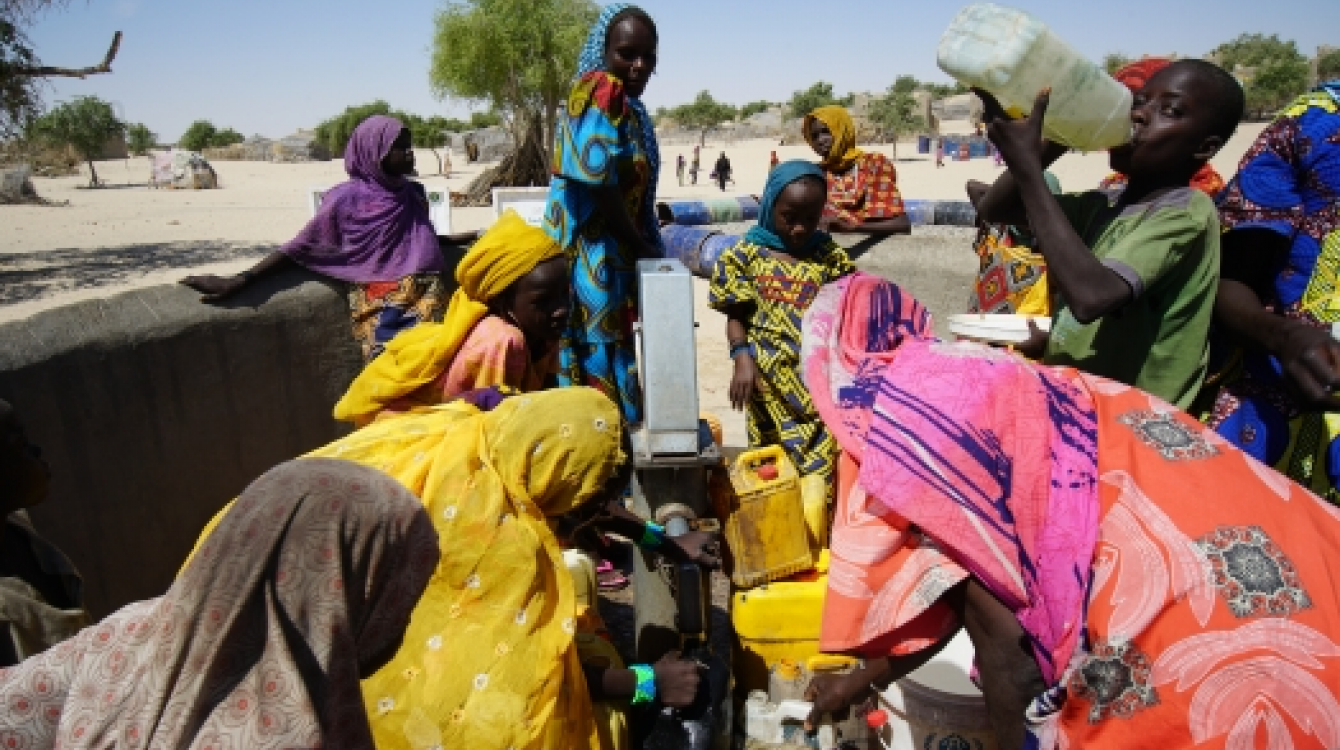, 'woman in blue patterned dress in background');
544,4,661,423
1204,81,1340,501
